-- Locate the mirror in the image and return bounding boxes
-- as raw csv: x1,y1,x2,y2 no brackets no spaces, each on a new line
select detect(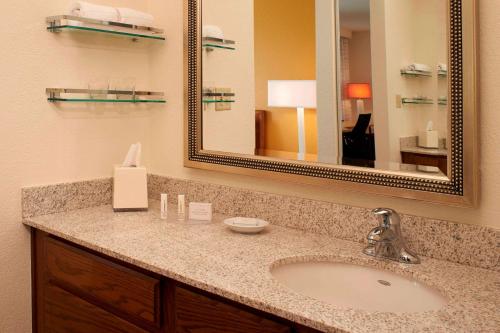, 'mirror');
185,0,478,206
201,0,448,176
